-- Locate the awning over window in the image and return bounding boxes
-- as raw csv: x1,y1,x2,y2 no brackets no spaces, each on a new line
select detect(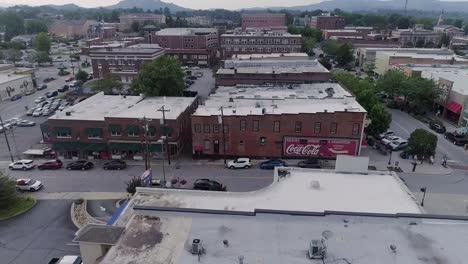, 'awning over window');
86,128,102,137
54,127,71,134
446,101,462,114
108,124,122,132
147,126,156,134
108,142,142,151
127,125,139,134
161,126,173,136
52,142,107,151
150,143,163,152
